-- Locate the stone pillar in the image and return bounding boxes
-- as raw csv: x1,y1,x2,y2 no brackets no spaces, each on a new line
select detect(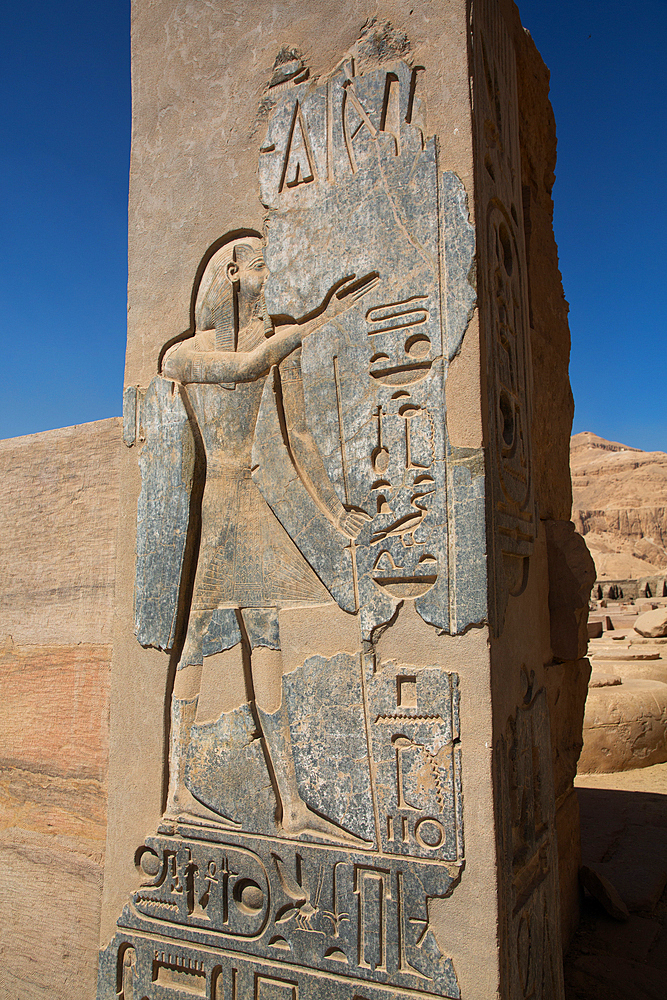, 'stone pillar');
98,2,587,998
